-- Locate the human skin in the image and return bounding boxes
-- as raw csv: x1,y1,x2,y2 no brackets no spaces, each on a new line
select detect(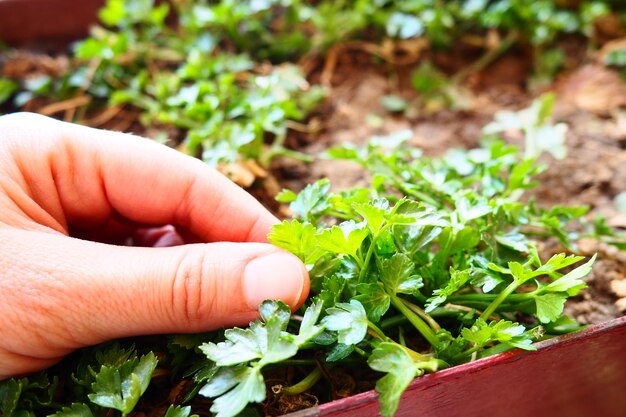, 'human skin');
0,112,309,380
